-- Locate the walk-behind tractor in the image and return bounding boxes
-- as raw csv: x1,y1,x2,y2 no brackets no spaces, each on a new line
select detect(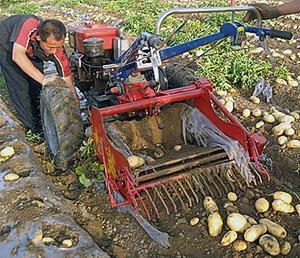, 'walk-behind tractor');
40,6,292,218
